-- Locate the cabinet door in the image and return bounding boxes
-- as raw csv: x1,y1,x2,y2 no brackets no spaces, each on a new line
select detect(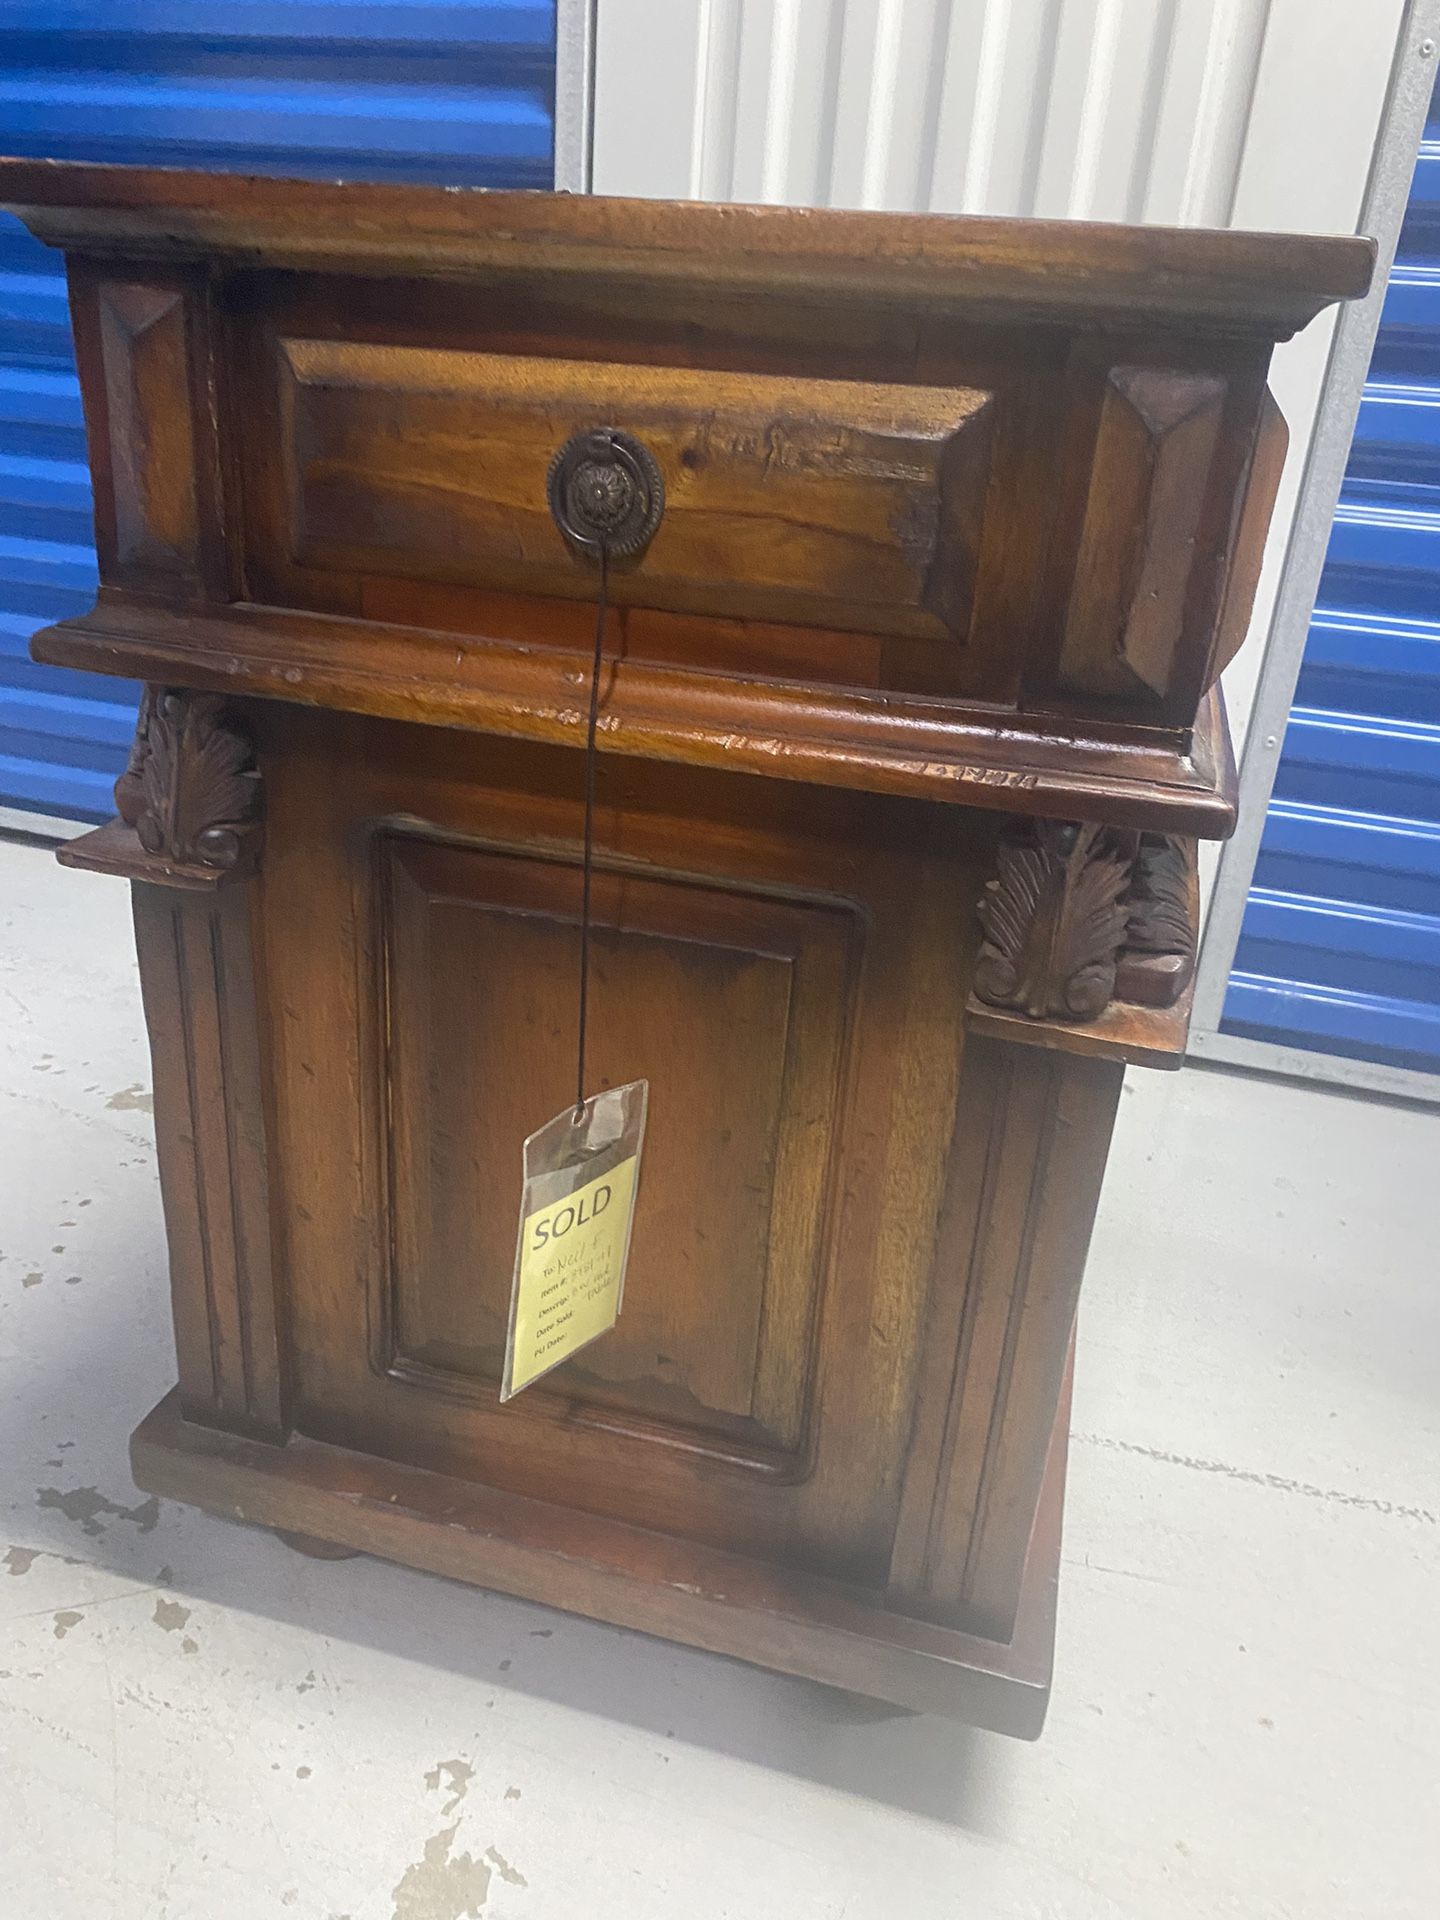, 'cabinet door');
255,706,983,1587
